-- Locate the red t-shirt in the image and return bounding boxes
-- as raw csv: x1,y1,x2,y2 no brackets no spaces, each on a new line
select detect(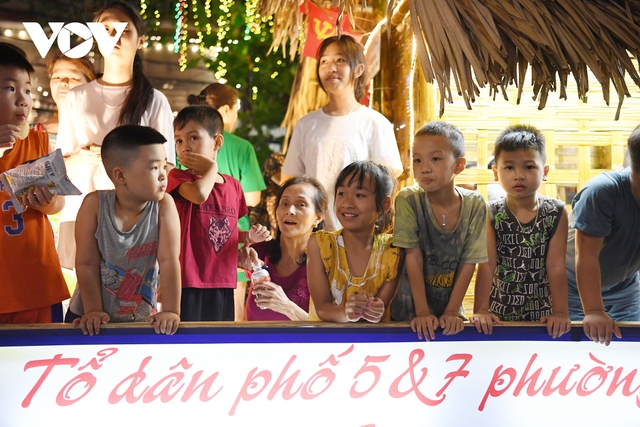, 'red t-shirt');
0,130,70,314
167,169,248,289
